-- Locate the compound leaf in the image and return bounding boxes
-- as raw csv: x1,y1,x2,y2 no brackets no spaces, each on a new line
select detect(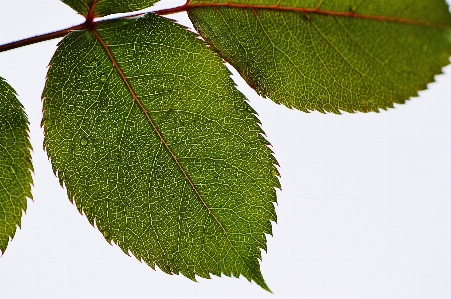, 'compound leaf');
0,77,33,254
188,0,451,113
42,13,278,290
62,0,159,17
